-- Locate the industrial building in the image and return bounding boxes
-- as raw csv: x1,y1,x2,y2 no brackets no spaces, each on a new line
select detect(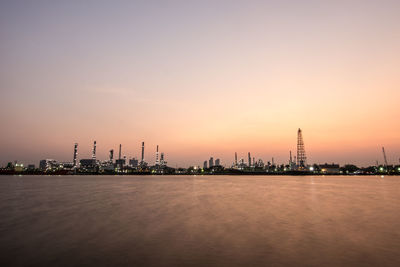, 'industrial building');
209,157,214,168
319,164,340,174
39,159,58,171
